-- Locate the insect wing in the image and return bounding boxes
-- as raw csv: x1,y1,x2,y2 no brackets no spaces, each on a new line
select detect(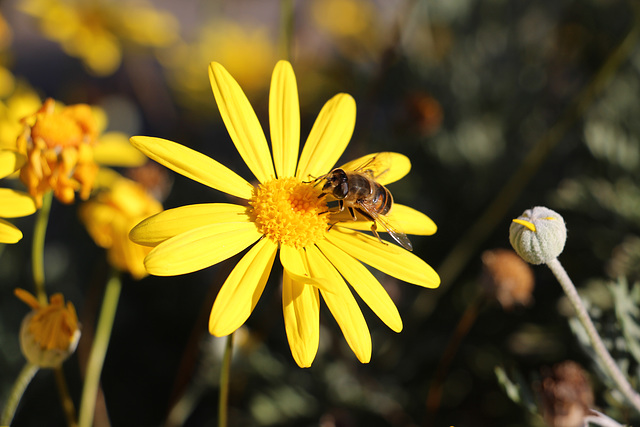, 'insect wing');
338,152,410,185
359,203,413,251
